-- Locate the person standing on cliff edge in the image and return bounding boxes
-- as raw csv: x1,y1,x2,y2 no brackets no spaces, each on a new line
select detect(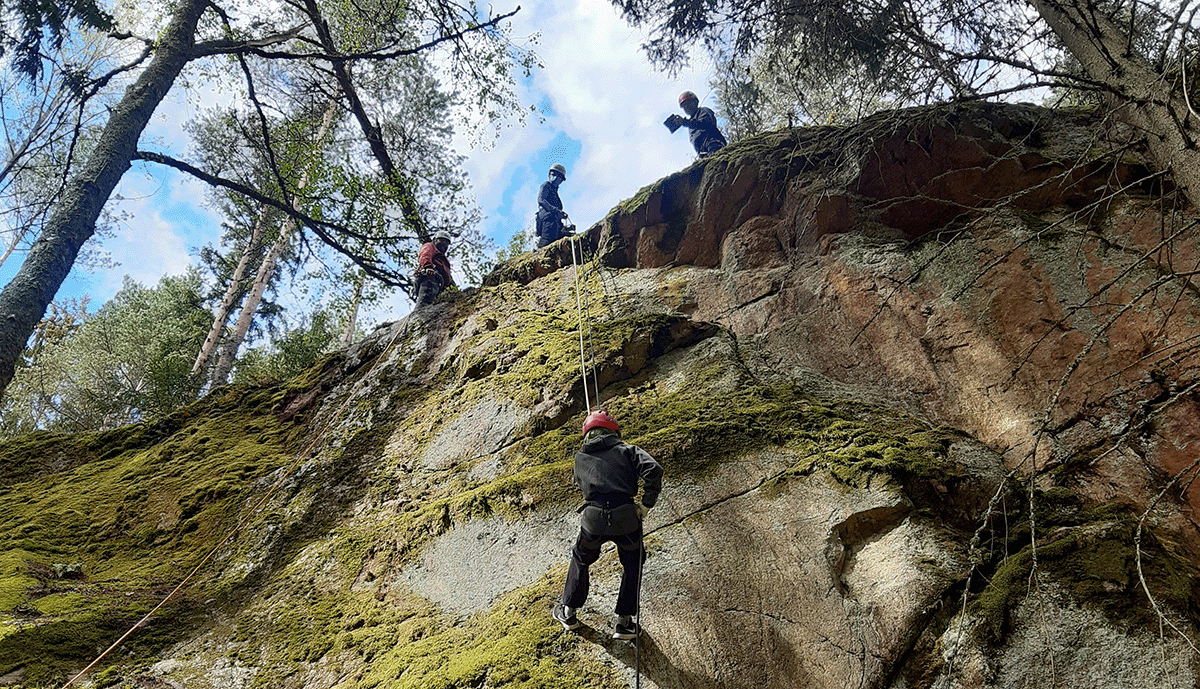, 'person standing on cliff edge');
665,90,726,158
536,164,572,248
552,410,663,640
